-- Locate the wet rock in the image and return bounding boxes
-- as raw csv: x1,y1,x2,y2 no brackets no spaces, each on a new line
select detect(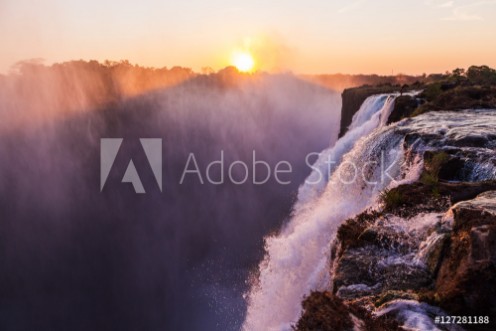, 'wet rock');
374,290,419,308
295,291,402,331
437,157,467,181
440,181,496,204
340,86,401,137
380,264,432,292
331,188,496,329
451,135,491,148
337,283,381,299
433,191,496,317
358,226,411,251
333,248,379,291
379,180,496,218
387,95,418,124
298,108,496,330
332,213,428,296
296,292,354,331
381,182,450,217
333,236,433,299
376,300,464,331
334,210,383,252
420,232,450,275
